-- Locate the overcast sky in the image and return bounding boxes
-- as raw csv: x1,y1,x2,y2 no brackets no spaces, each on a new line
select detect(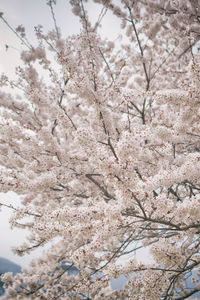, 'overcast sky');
0,0,152,268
